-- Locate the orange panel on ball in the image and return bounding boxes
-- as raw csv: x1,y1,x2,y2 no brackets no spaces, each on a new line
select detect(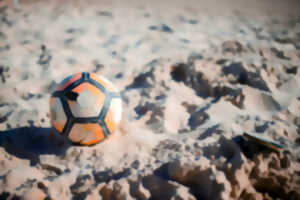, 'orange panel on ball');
82,124,105,146
104,110,118,134
86,82,104,96
52,122,65,133
68,123,105,145
90,73,118,92
57,73,82,91
71,82,85,94
104,98,122,134
49,97,67,133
